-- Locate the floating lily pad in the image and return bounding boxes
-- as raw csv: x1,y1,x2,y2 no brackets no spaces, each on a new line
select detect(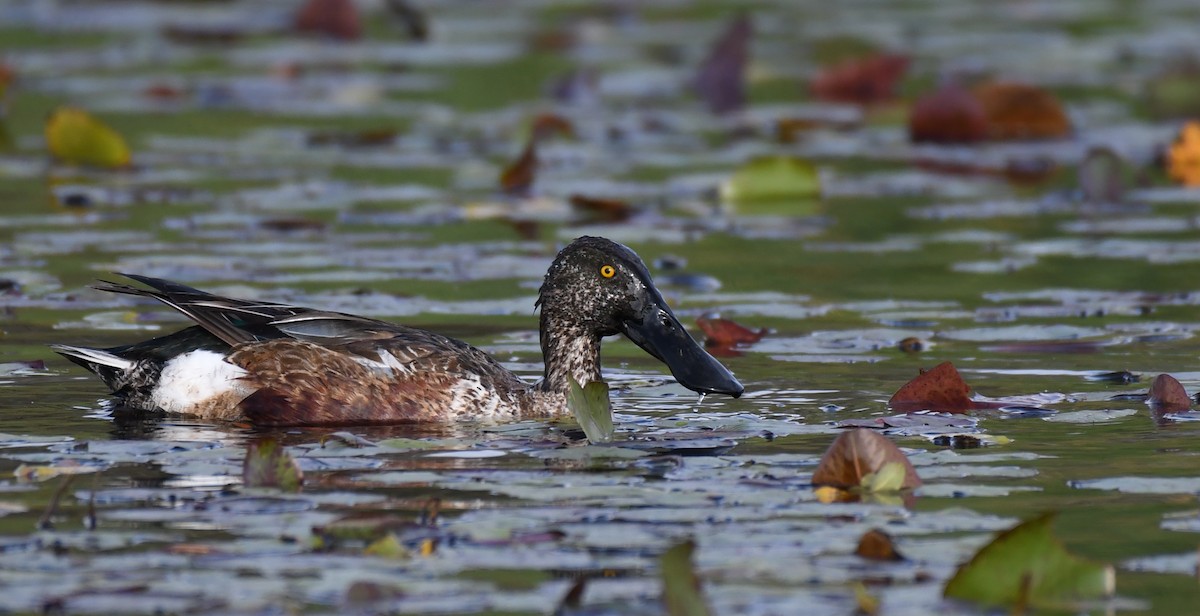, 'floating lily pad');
944,512,1114,609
